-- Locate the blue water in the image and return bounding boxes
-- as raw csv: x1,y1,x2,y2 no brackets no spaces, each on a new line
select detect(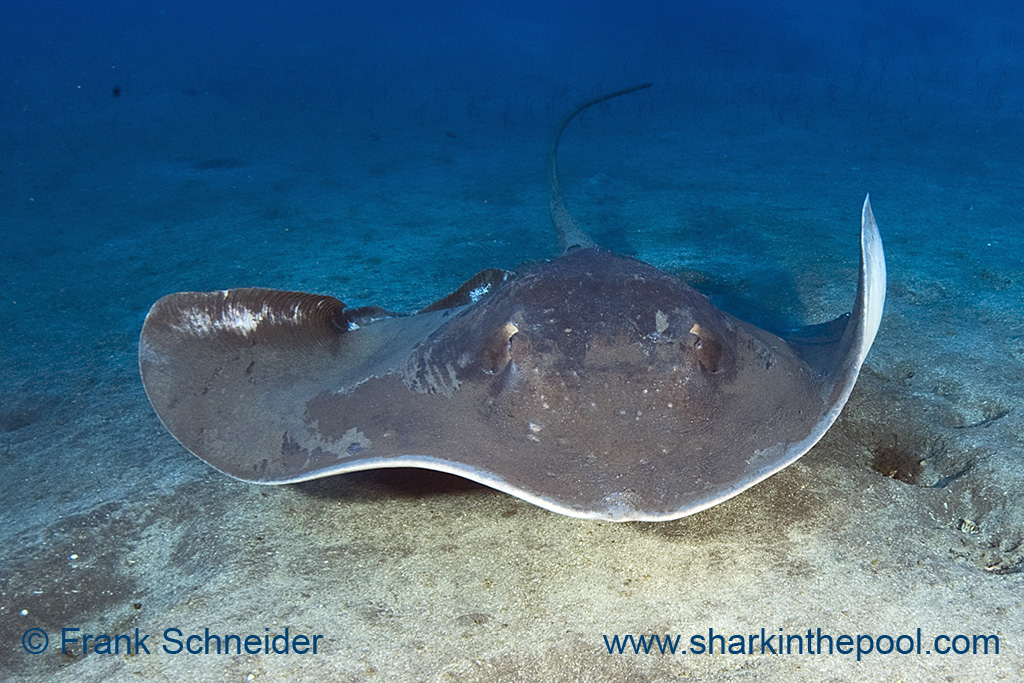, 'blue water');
2,1,1023,679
